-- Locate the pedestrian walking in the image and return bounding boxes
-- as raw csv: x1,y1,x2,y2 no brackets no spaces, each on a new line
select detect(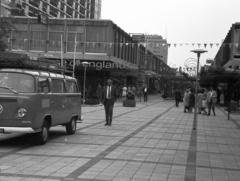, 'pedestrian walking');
143,84,148,102
100,79,117,126
96,83,102,104
174,88,181,107
122,85,127,100
220,91,224,106
201,96,208,115
196,89,204,114
183,88,190,113
207,87,217,116
131,86,136,100
188,88,195,113
137,86,142,101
